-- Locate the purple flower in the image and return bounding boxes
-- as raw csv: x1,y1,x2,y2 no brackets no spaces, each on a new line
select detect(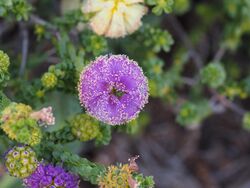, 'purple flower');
23,164,79,188
78,55,149,125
